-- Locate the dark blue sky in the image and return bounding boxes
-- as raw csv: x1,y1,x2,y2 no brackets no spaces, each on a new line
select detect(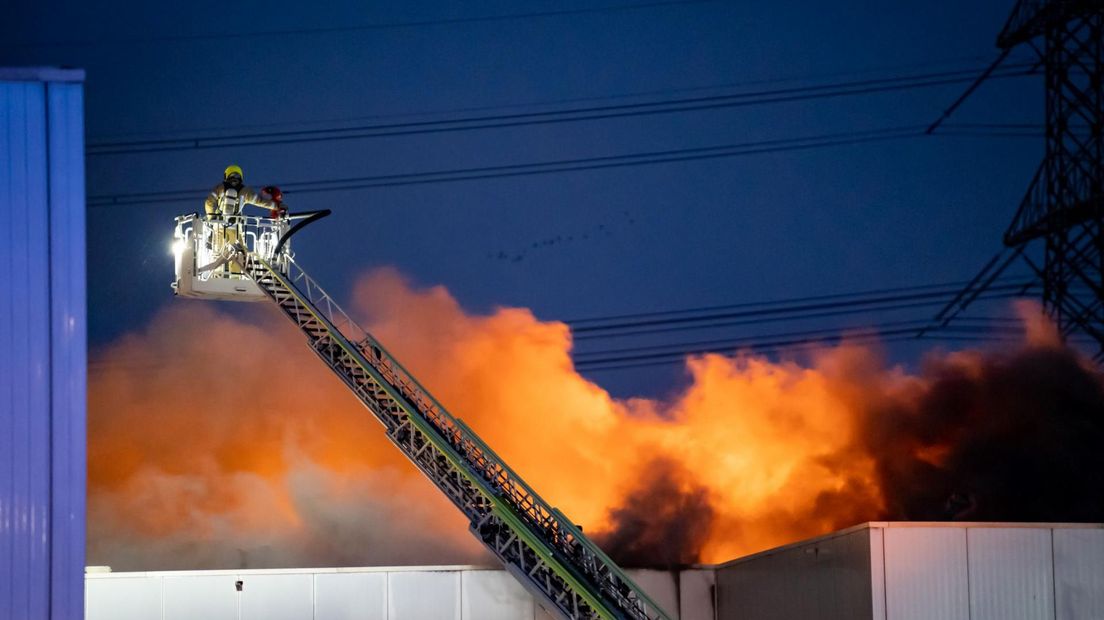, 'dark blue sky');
3,1,1043,397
